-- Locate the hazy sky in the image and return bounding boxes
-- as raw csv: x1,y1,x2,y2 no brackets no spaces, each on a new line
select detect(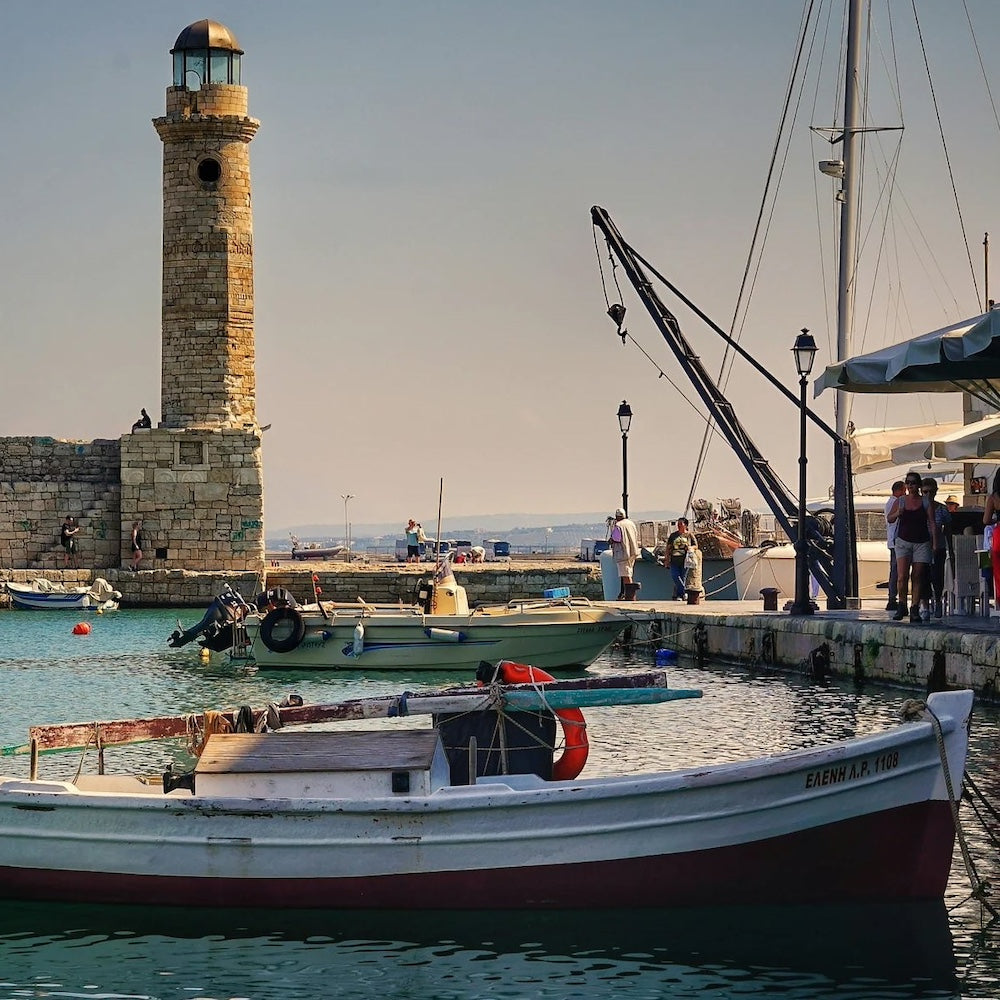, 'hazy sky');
3,1,999,531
